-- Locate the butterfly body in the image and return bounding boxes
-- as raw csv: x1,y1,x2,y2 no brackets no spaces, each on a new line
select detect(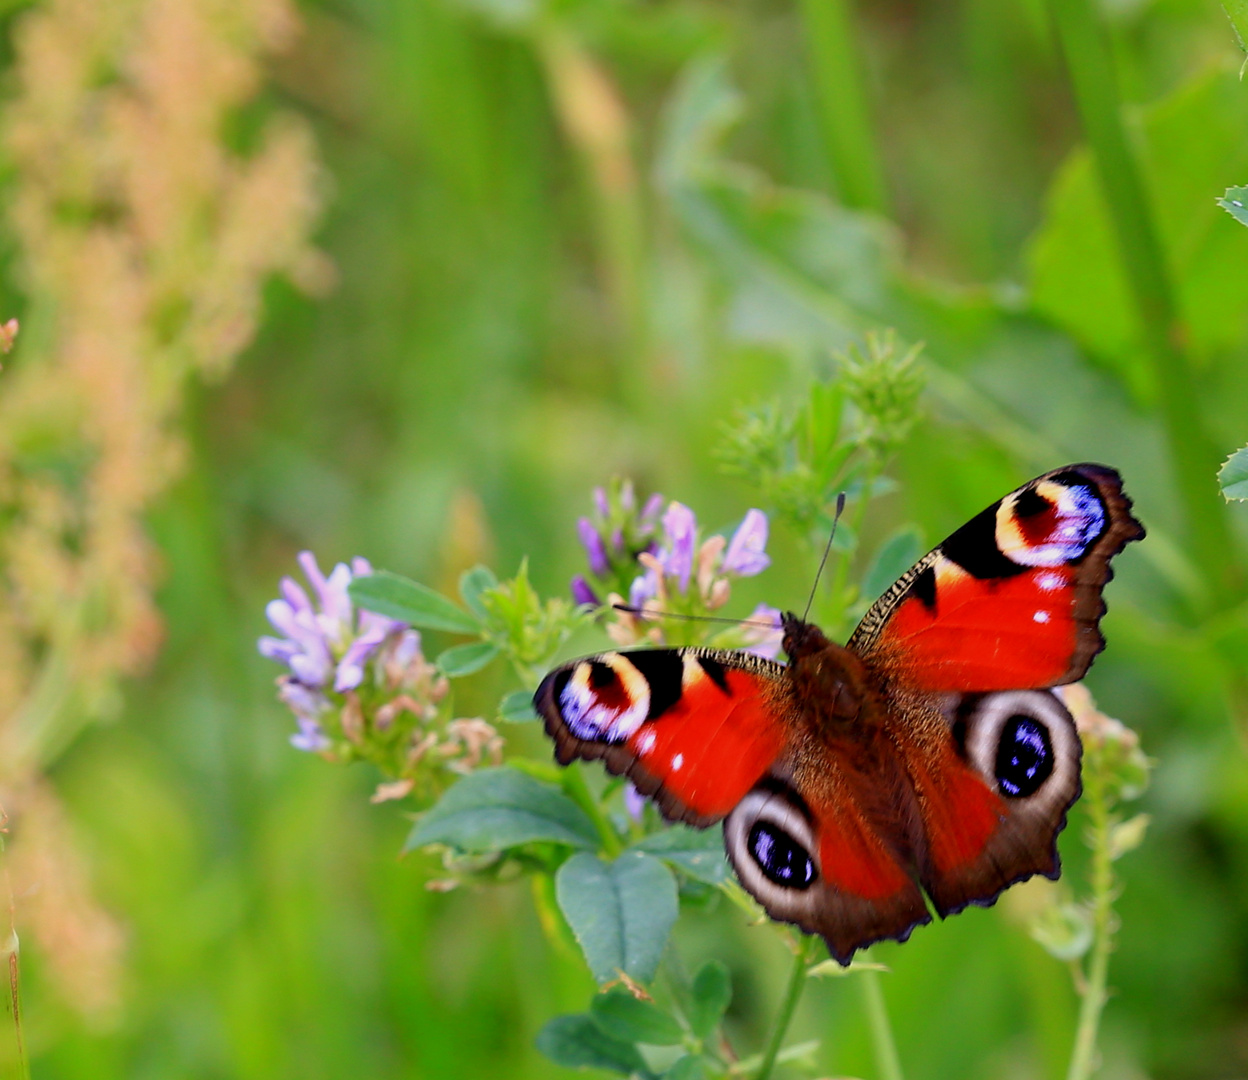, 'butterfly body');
535,465,1143,963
